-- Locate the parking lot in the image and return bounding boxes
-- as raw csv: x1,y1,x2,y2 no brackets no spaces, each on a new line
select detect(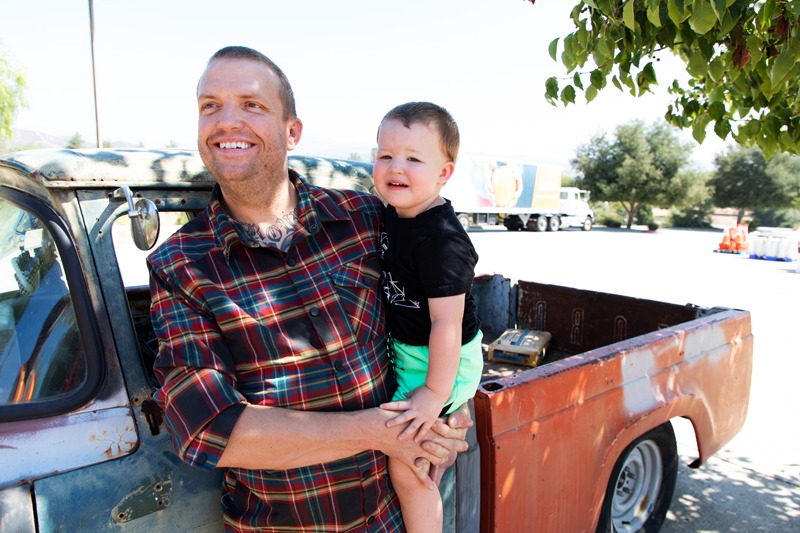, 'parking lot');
467,225,800,532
